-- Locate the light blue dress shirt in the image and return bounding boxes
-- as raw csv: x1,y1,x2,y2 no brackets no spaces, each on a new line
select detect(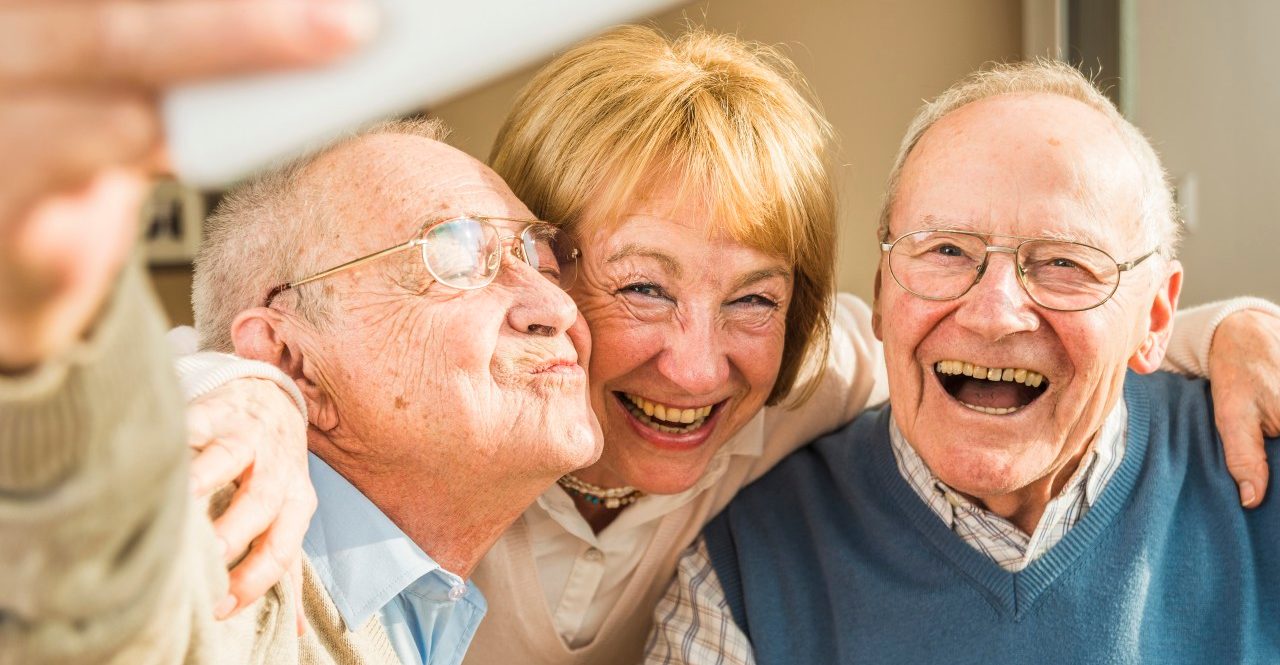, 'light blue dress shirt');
303,454,487,665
